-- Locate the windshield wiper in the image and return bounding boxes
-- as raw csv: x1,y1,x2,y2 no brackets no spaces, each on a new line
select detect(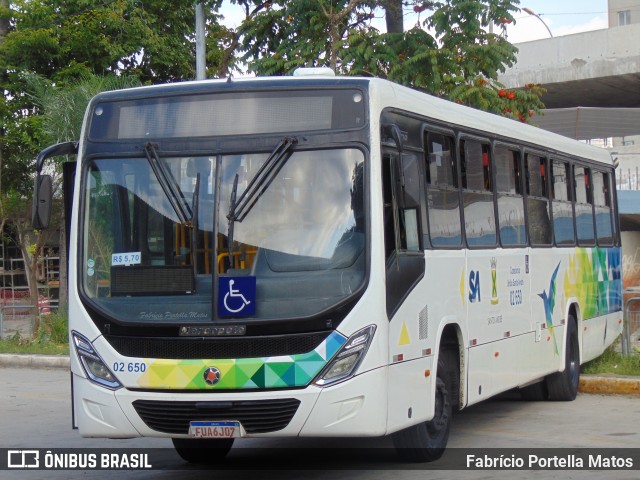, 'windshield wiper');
227,173,239,266
227,137,297,224
226,136,297,262
144,143,192,225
